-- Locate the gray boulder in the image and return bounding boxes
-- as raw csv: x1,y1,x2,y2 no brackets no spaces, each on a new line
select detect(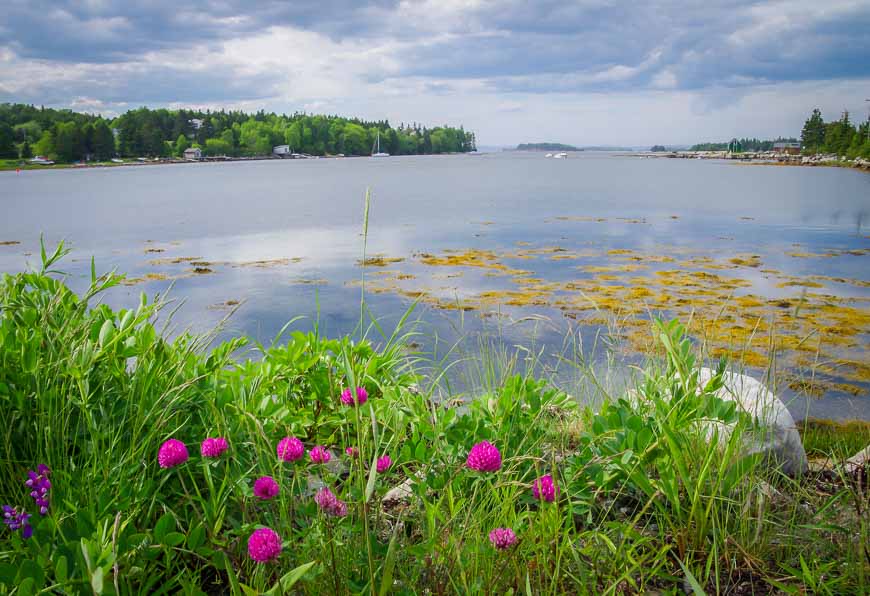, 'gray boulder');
696,367,808,476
